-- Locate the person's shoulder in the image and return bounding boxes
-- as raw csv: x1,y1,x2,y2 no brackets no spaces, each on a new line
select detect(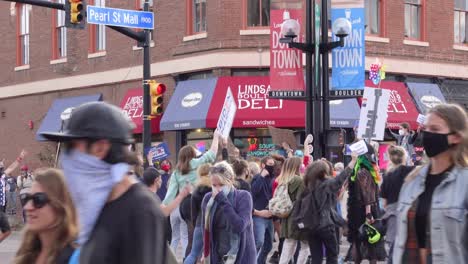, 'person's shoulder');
123,184,162,211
